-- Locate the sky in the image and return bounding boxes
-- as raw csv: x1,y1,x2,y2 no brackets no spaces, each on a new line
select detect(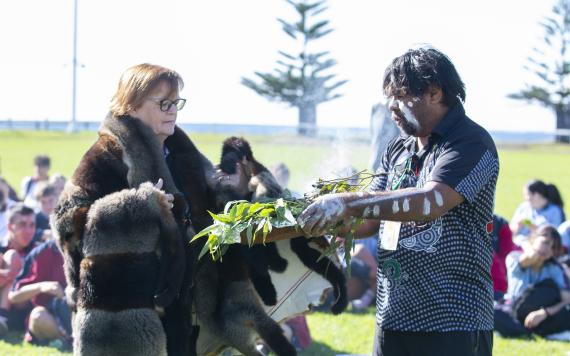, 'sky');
0,0,560,132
